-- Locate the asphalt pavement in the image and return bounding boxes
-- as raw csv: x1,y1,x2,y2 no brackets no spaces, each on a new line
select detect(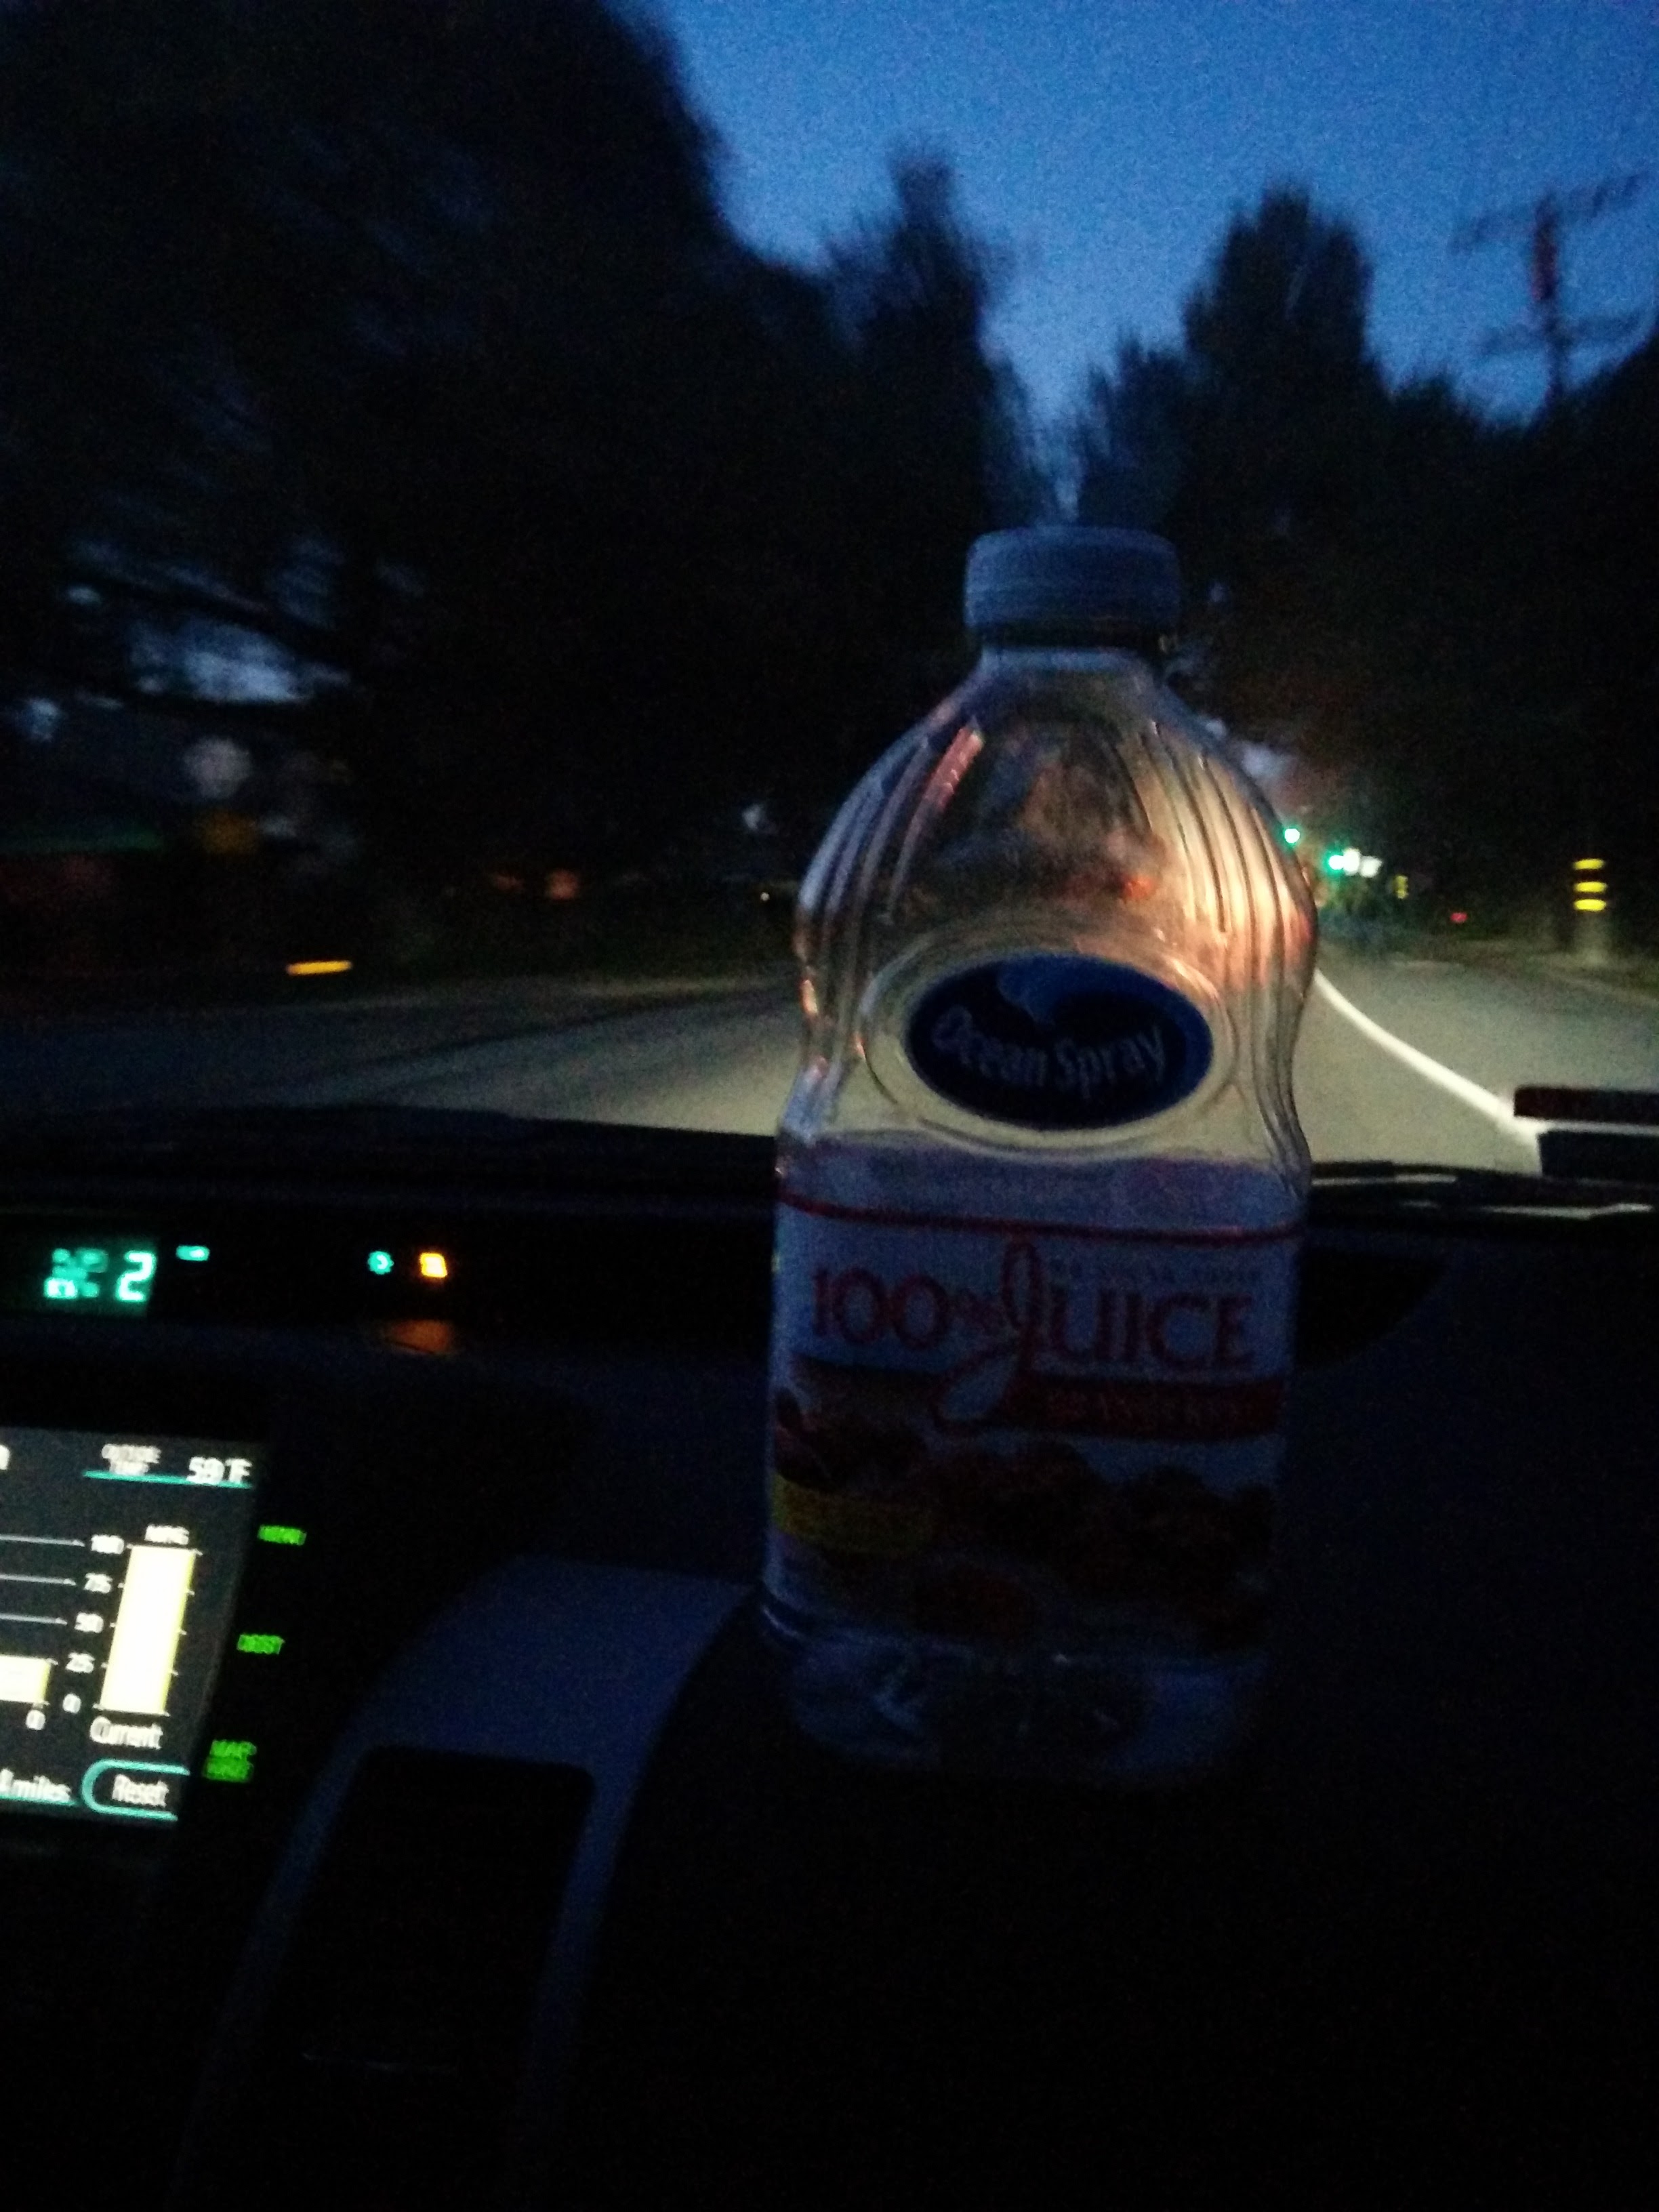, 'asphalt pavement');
0,948,1654,1168
267,943,1659,1170
0,973,782,1120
